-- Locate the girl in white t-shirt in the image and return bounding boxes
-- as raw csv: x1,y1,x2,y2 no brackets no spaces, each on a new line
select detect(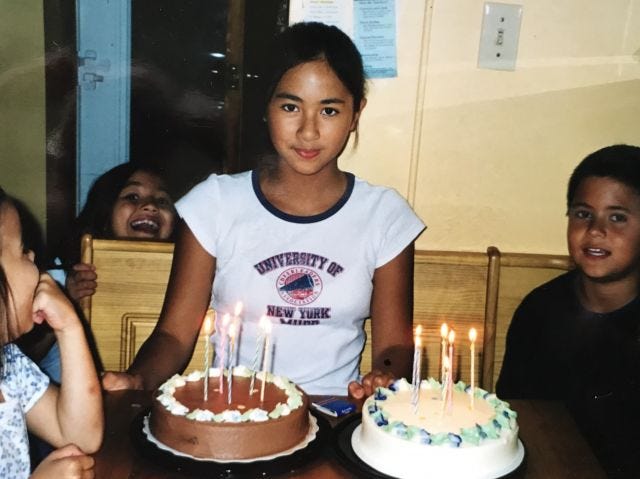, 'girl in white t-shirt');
0,189,103,478
103,22,425,397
